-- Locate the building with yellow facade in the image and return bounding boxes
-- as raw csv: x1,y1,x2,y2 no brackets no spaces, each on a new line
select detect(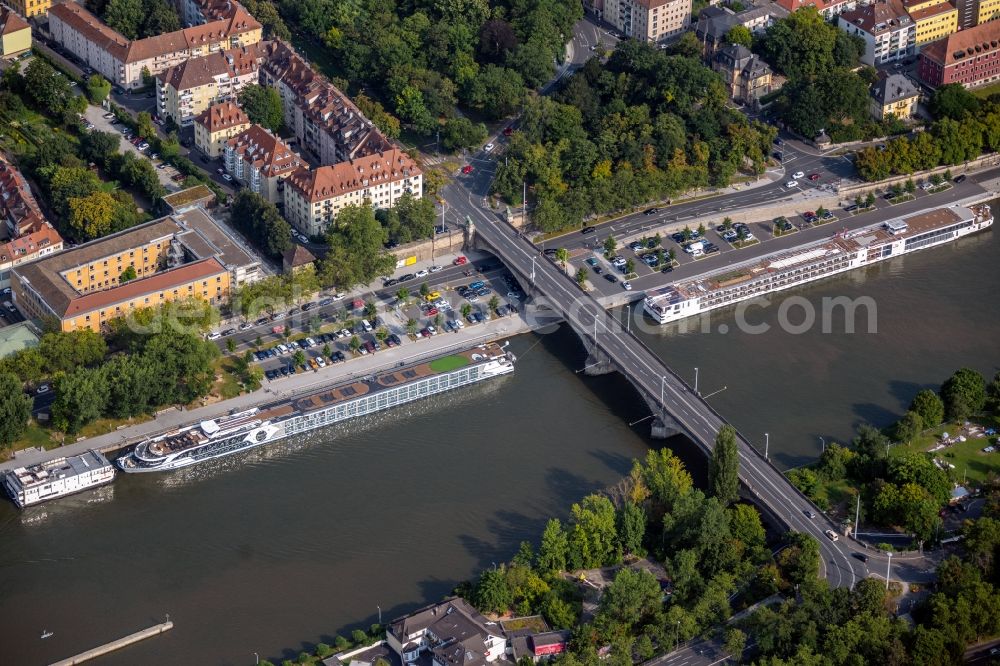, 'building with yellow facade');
194,101,250,158
979,0,1000,23
870,73,921,119
906,0,958,45
0,6,31,57
10,208,260,332
5,0,48,19
156,44,265,127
